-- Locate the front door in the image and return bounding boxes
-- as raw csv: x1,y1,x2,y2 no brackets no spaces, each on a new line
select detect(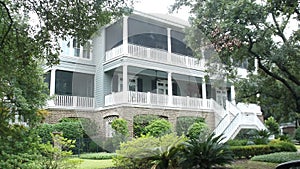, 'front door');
216,89,227,108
